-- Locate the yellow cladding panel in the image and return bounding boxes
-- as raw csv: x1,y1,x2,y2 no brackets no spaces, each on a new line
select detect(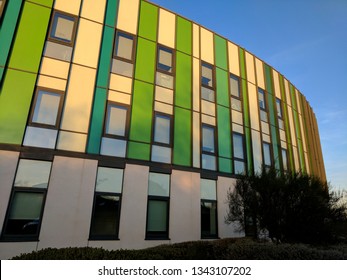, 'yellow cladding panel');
40,57,69,79
284,78,291,106
109,74,132,93
255,58,265,89
117,0,139,34
232,123,243,134
245,51,255,84
304,152,310,174
60,65,96,133
200,28,214,64
251,130,263,173
54,0,81,15
201,114,216,126
37,75,67,91
293,146,300,171
192,112,200,168
193,24,200,58
201,100,216,116
73,18,103,68
272,70,281,99
57,131,87,153
108,90,131,105
154,101,173,115
81,0,107,23
287,104,297,147
228,42,240,77
193,58,200,112
158,9,175,48
295,89,302,115
247,82,260,131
